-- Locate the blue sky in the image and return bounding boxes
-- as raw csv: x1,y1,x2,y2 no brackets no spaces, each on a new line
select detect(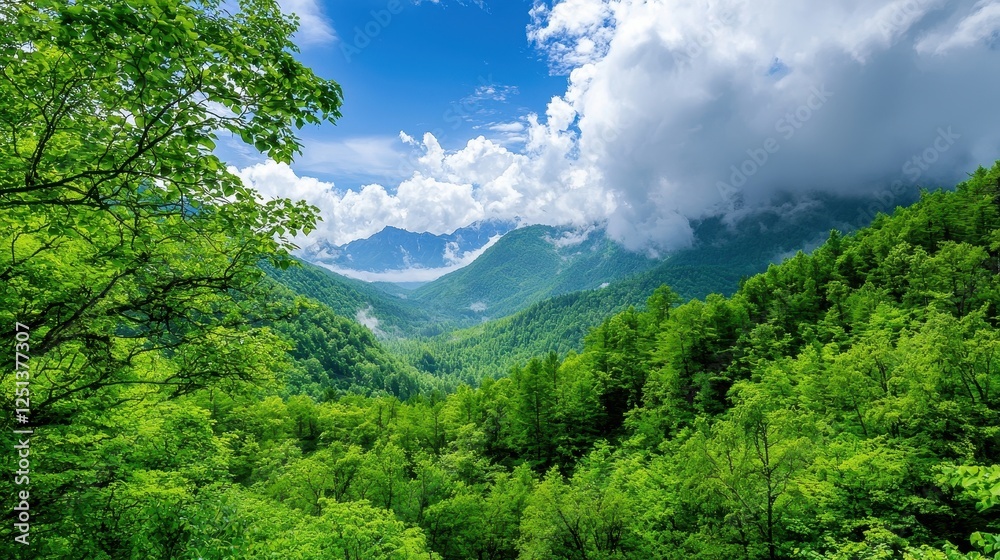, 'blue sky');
235,0,1000,257
311,1,559,145
224,0,565,186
